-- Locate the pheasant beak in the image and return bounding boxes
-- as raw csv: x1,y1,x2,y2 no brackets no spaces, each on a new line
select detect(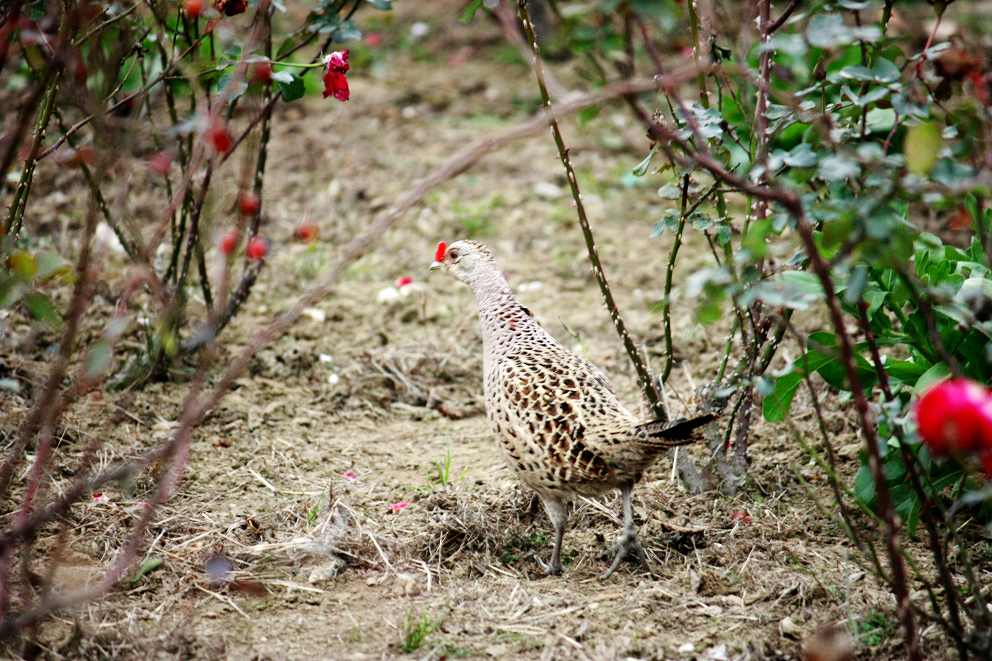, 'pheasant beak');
429,260,443,272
